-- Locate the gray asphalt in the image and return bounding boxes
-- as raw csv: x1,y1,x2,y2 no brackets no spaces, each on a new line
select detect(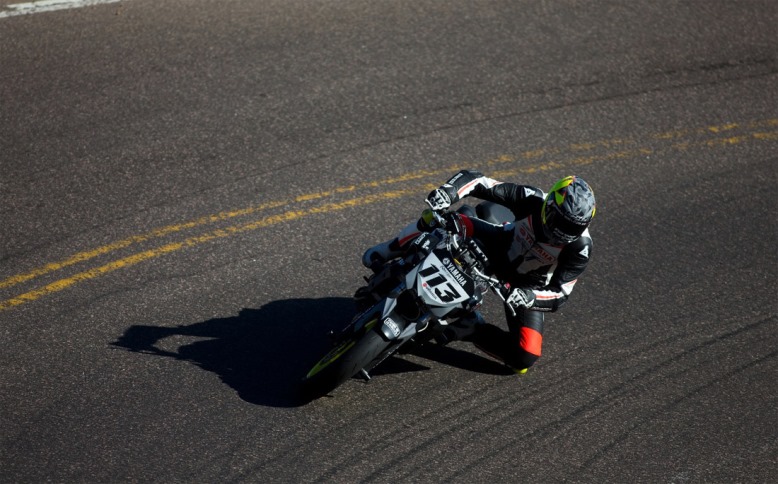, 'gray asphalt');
1,1,776,482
